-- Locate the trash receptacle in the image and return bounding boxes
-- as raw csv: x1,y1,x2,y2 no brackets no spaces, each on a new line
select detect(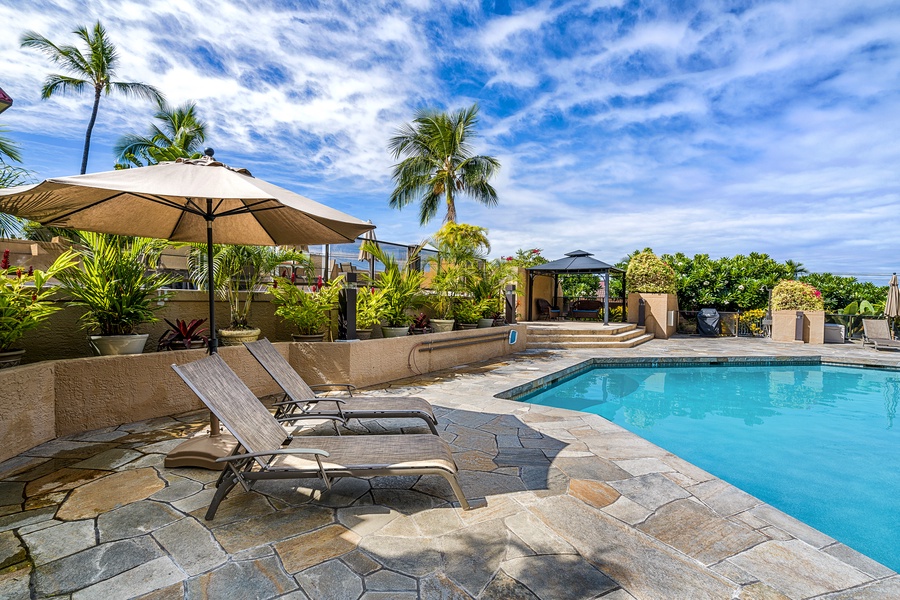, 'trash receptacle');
697,308,720,336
